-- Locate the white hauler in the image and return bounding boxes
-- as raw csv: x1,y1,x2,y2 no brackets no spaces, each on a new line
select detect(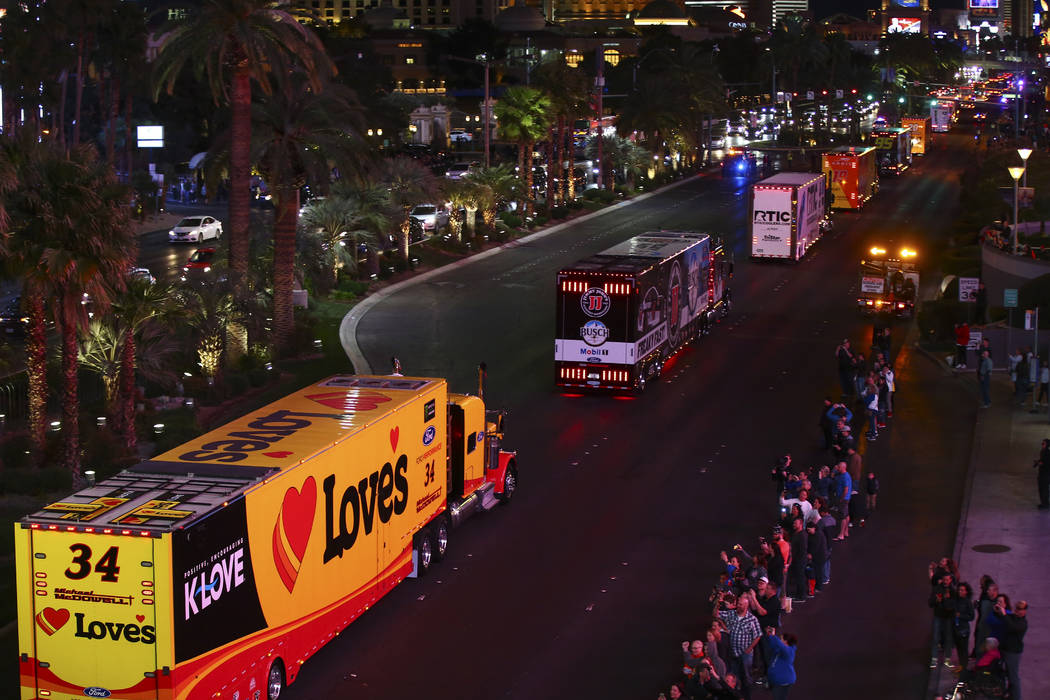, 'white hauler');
749,172,827,261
